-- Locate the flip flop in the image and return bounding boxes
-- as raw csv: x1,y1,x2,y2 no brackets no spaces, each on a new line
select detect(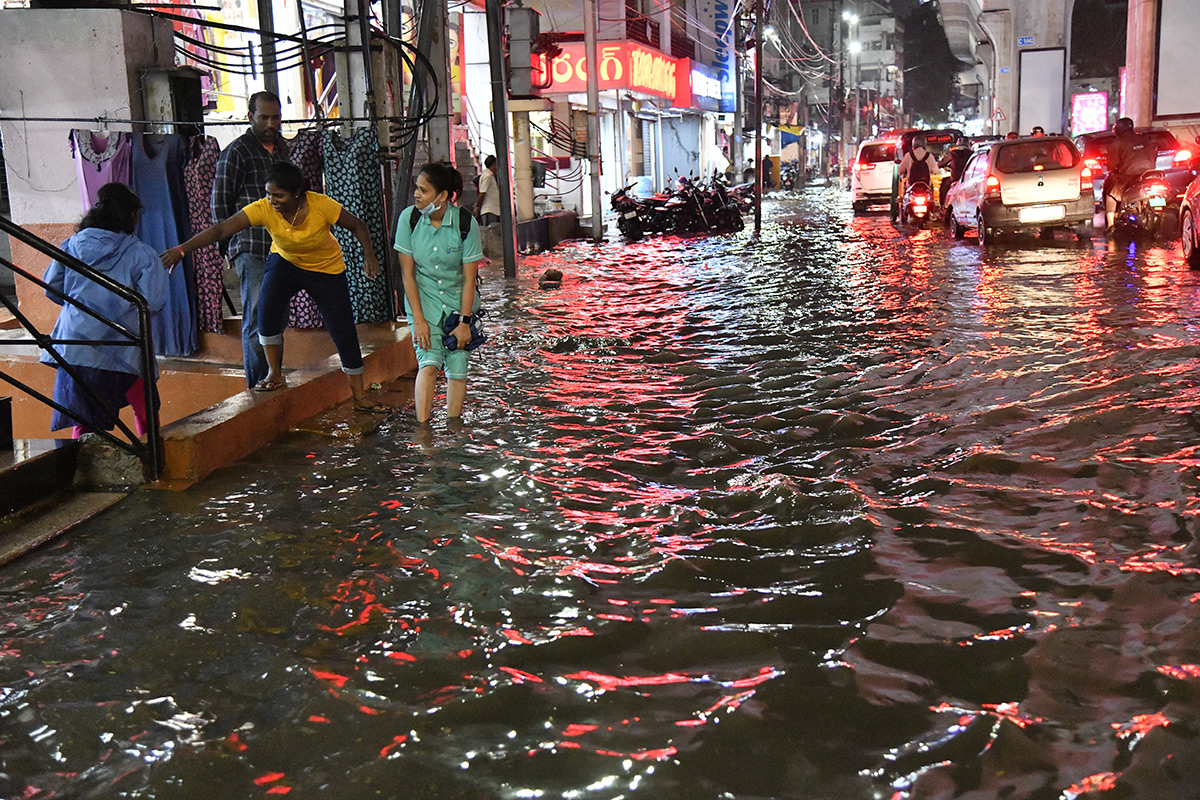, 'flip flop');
353,402,390,414
253,378,286,392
